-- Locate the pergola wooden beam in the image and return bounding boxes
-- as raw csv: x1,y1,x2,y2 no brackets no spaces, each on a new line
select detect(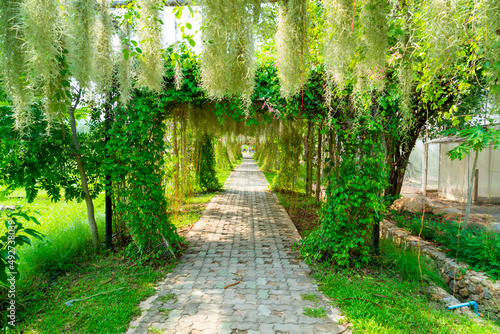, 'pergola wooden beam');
111,0,279,8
